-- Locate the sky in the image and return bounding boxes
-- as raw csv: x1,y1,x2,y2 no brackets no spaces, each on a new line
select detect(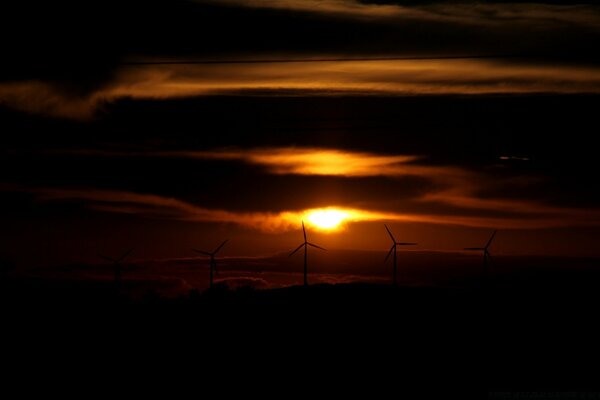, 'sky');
1,0,600,290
